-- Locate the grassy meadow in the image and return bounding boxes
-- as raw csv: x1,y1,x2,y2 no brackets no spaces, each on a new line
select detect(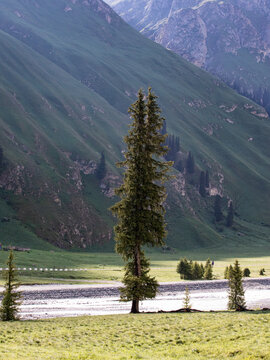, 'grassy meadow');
0,247,270,284
0,312,269,359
